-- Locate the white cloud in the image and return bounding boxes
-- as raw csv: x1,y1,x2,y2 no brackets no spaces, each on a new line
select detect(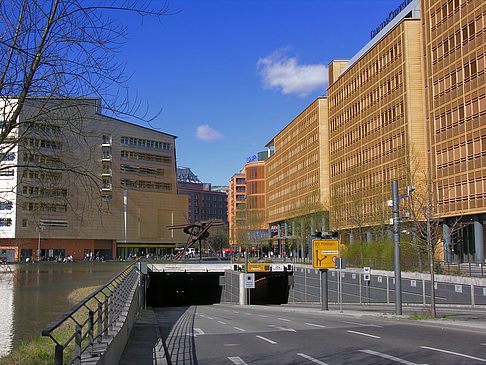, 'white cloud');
196,124,224,142
257,49,328,97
